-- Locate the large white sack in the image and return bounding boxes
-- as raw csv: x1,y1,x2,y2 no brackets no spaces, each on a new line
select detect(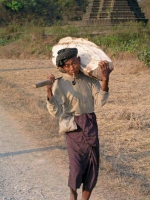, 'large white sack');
52,37,114,80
